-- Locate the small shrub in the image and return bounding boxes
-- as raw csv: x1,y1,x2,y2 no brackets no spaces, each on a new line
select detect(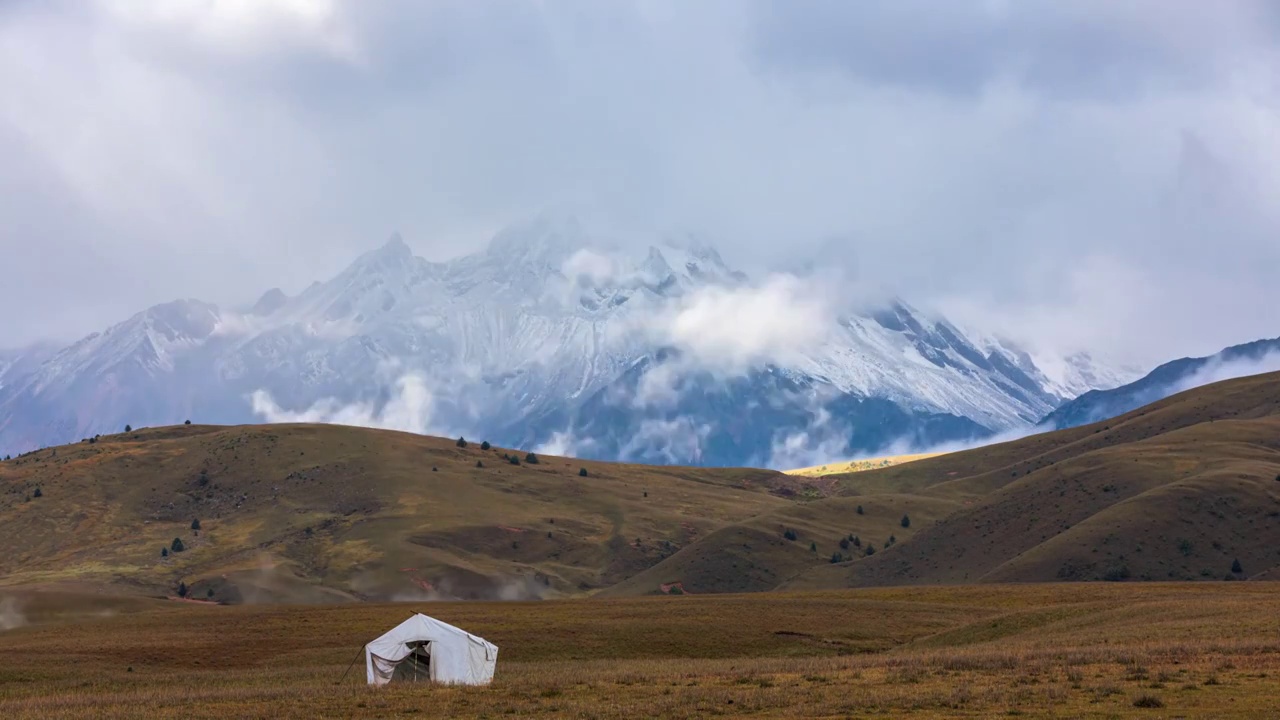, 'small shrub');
856,505,864,515
865,545,876,556
1103,564,1130,582
508,455,520,466
456,437,468,448
643,491,648,497
525,452,540,464
829,552,843,563
1232,558,1243,574
476,460,484,468
432,467,437,472
579,467,588,477
89,437,96,444
1178,538,1193,556
481,441,491,450
125,424,132,433
184,419,191,425
783,529,798,541
901,514,910,528
547,531,553,539
32,487,42,498
888,535,896,545
1132,694,1165,708
191,519,201,531
177,581,187,598
206,588,214,599
171,537,185,553
839,537,850,550
853,535,861,547
668,585,683,595
161,548,168,558
809,541,817,552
